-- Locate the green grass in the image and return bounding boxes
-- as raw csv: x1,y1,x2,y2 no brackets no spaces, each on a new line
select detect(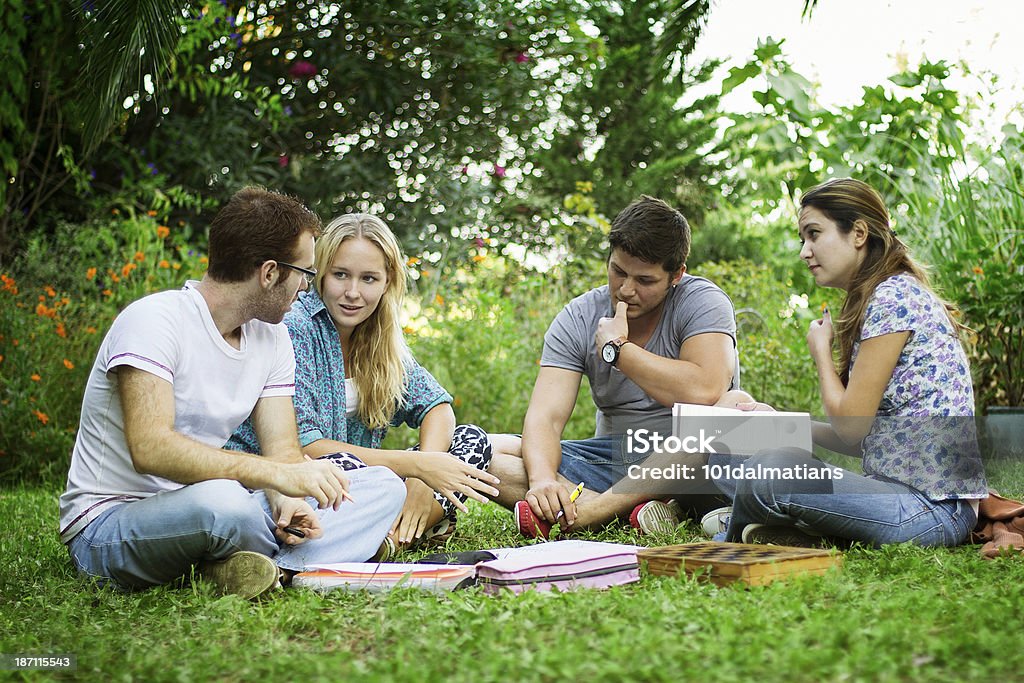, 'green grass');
4,461,1024,682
